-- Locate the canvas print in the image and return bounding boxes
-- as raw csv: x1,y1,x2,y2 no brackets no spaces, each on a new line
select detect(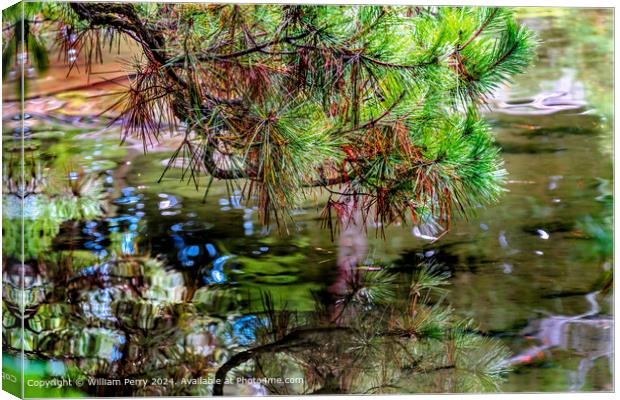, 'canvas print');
1,2,613,397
